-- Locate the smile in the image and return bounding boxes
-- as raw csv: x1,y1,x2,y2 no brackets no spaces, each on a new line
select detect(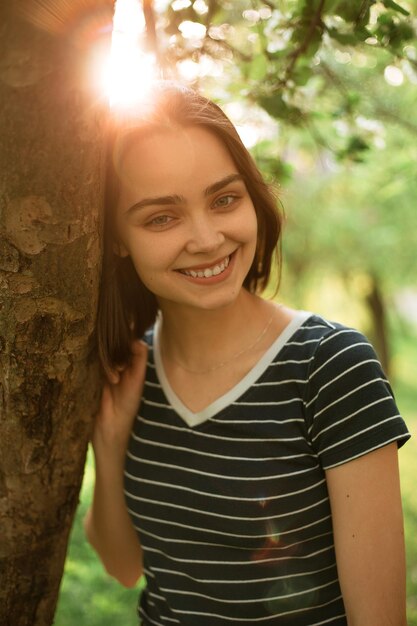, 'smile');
178,255,231,278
